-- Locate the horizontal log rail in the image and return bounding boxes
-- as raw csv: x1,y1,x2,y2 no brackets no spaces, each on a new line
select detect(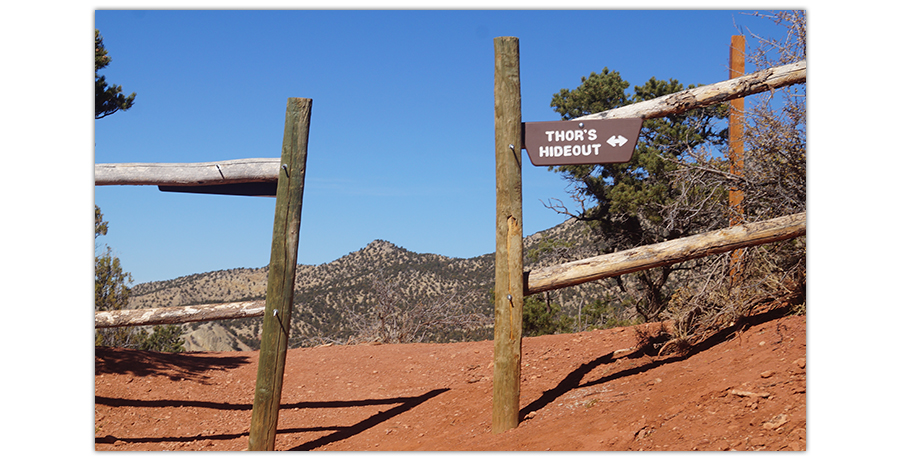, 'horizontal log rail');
525,212,806,296
95,300,265,328
94,158,281,186
573,60,806,121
